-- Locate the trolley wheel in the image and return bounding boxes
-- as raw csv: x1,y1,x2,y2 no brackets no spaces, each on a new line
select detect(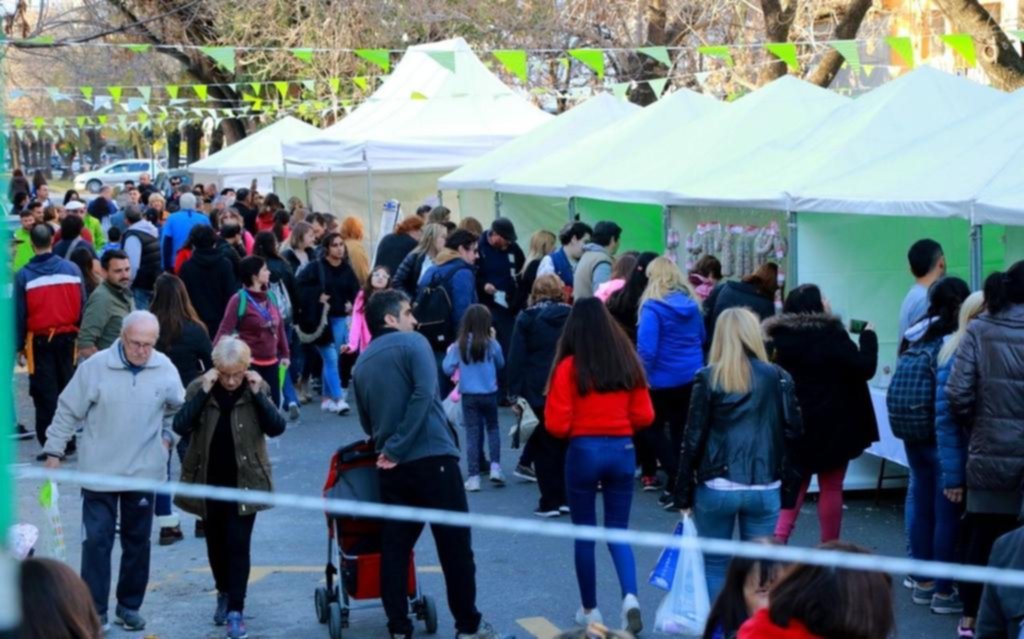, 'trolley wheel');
328,602,344,639
423,596,438,634
315,586,329,624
